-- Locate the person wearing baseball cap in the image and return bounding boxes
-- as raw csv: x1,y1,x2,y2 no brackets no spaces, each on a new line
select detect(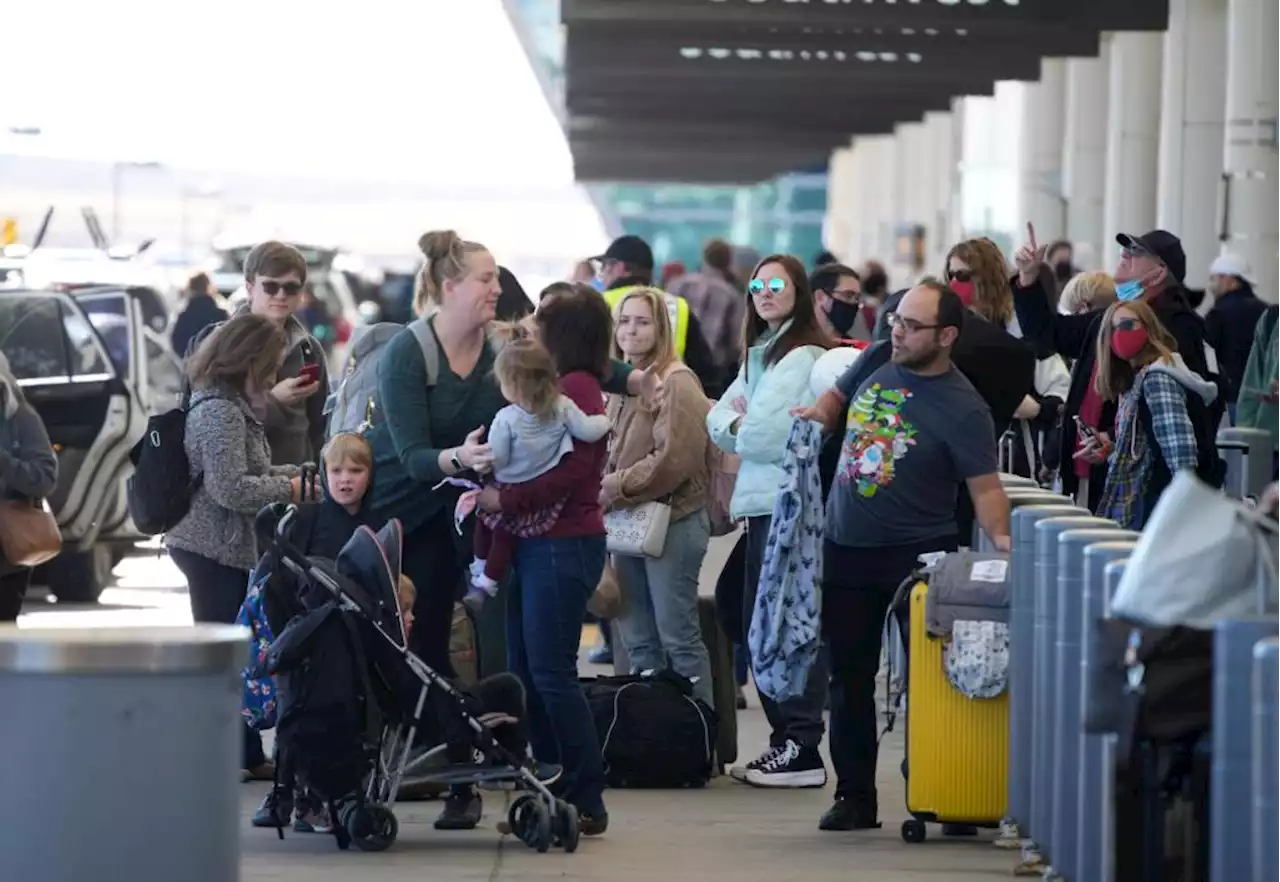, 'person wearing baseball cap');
1206,252,1268,414
1009,225,1218,510
593,234,722,397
